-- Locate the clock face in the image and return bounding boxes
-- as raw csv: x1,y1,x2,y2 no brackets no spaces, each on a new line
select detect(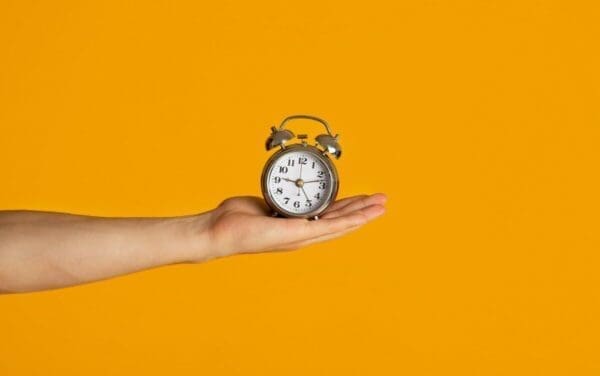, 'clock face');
264,147,337,217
